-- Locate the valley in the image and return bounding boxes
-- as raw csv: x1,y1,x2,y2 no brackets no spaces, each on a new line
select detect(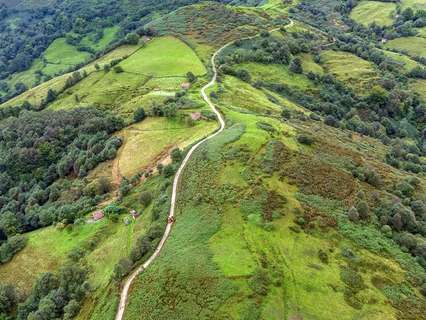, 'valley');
0,0,425,320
